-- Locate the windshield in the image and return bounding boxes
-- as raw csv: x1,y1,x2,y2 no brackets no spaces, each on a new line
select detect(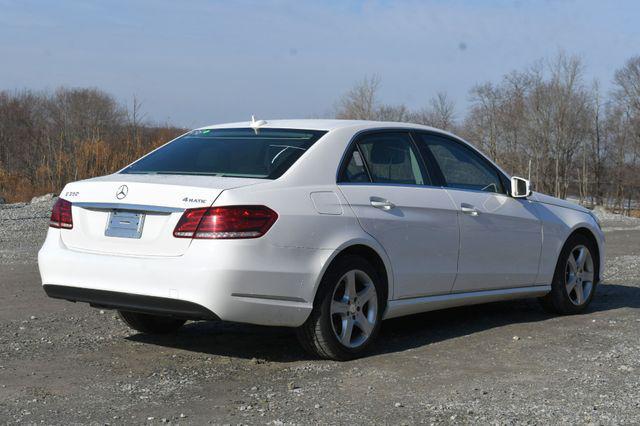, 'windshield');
120,128,326,179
